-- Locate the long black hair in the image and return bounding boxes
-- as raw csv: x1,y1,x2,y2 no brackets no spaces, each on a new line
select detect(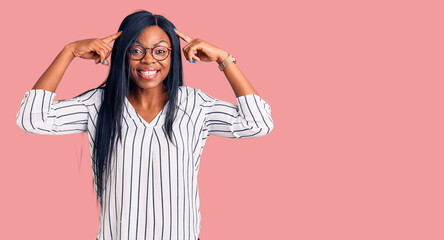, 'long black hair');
93,10,183,206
